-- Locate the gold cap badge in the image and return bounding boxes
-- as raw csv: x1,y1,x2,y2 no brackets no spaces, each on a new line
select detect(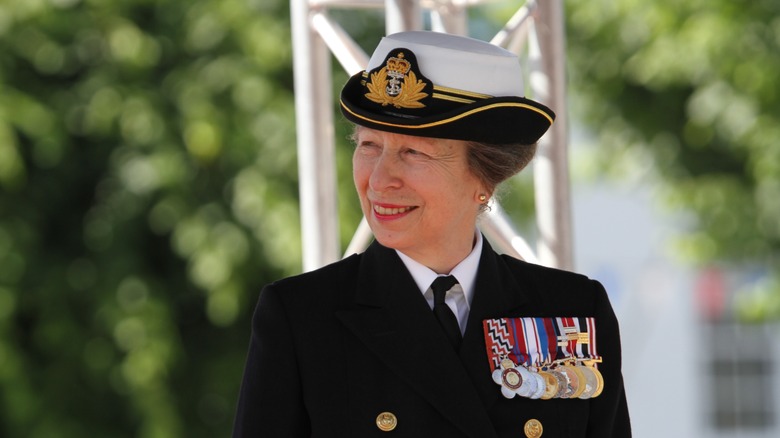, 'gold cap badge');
364,51,428,109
